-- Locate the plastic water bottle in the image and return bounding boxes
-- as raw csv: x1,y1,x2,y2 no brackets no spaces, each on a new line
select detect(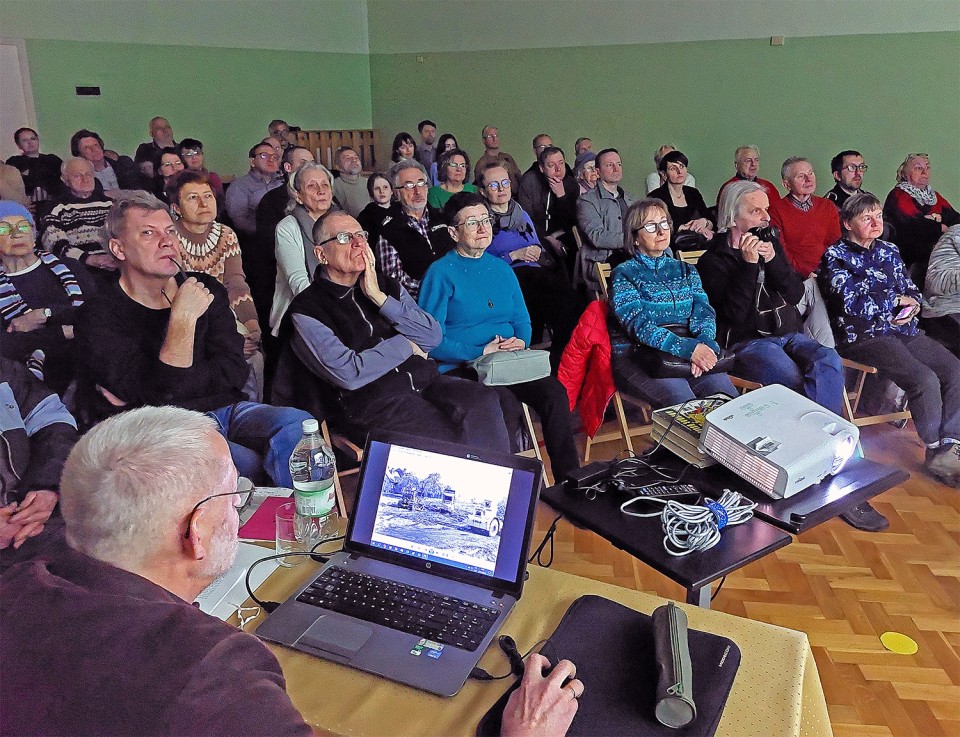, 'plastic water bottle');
289,419,337,545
